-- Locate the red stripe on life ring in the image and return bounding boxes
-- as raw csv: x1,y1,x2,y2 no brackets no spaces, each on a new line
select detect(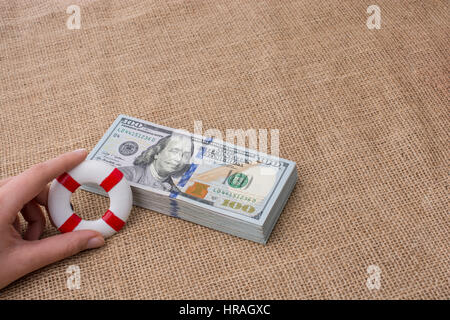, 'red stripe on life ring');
56,172,80,193
58,213,82,233
100,168,124,192
102,209,125,232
